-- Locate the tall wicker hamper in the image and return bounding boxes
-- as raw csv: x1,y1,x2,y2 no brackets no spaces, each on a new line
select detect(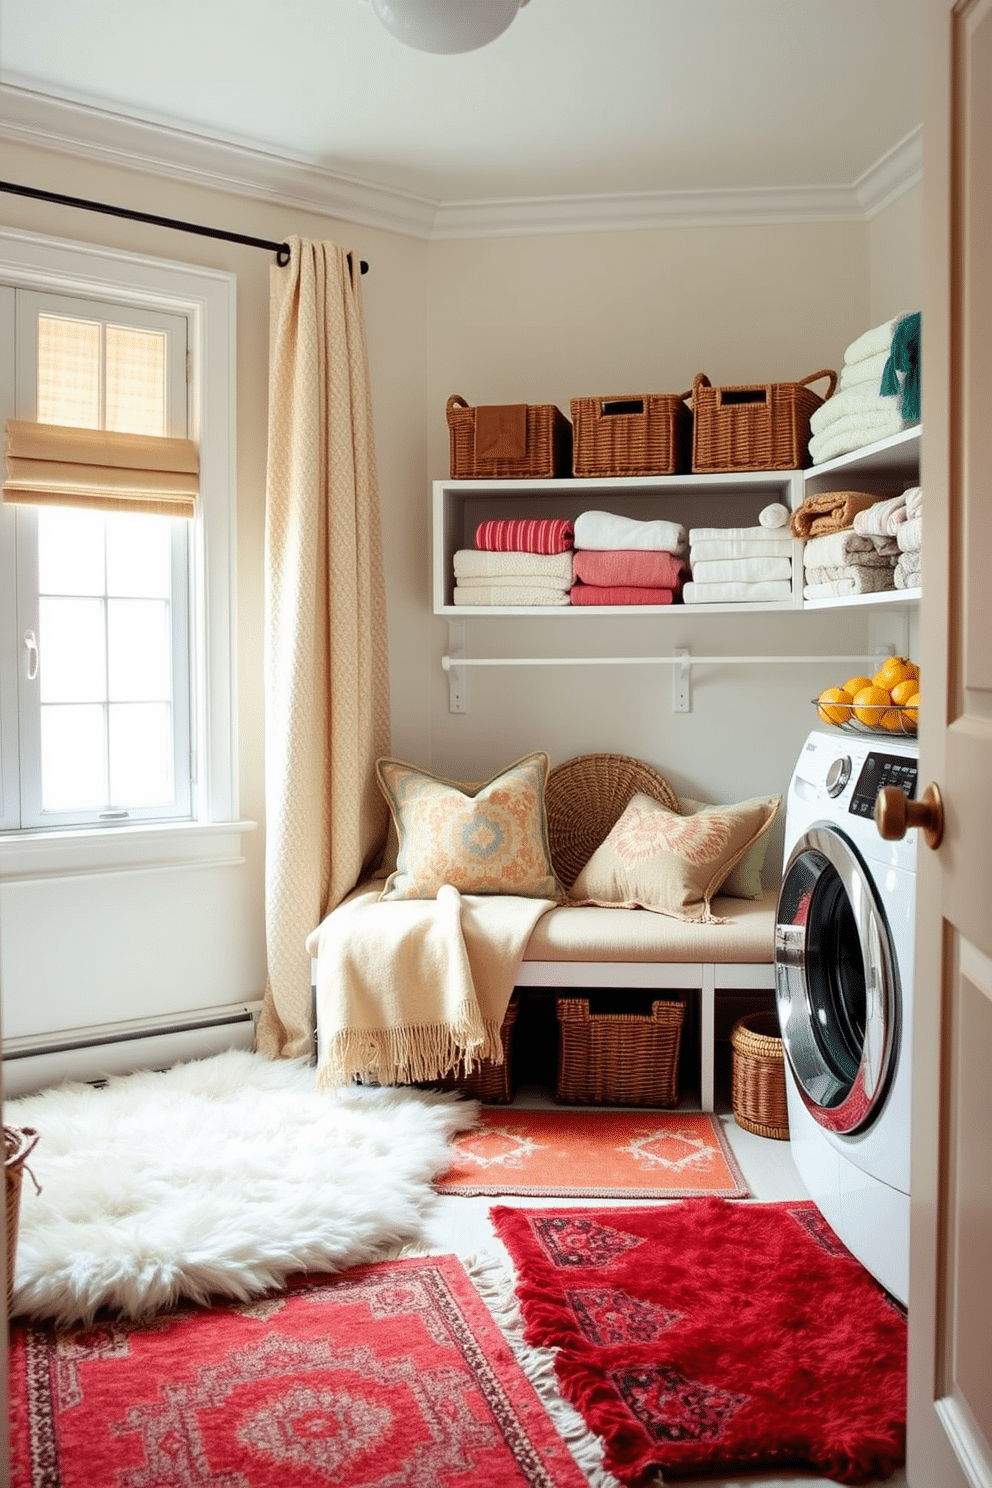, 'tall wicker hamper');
691,369,837,472
5,1125,39,1311
570,392,692,477
555,995,687,1107
435,994,520,1104
730,1012,790,1139
446,394,572,479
